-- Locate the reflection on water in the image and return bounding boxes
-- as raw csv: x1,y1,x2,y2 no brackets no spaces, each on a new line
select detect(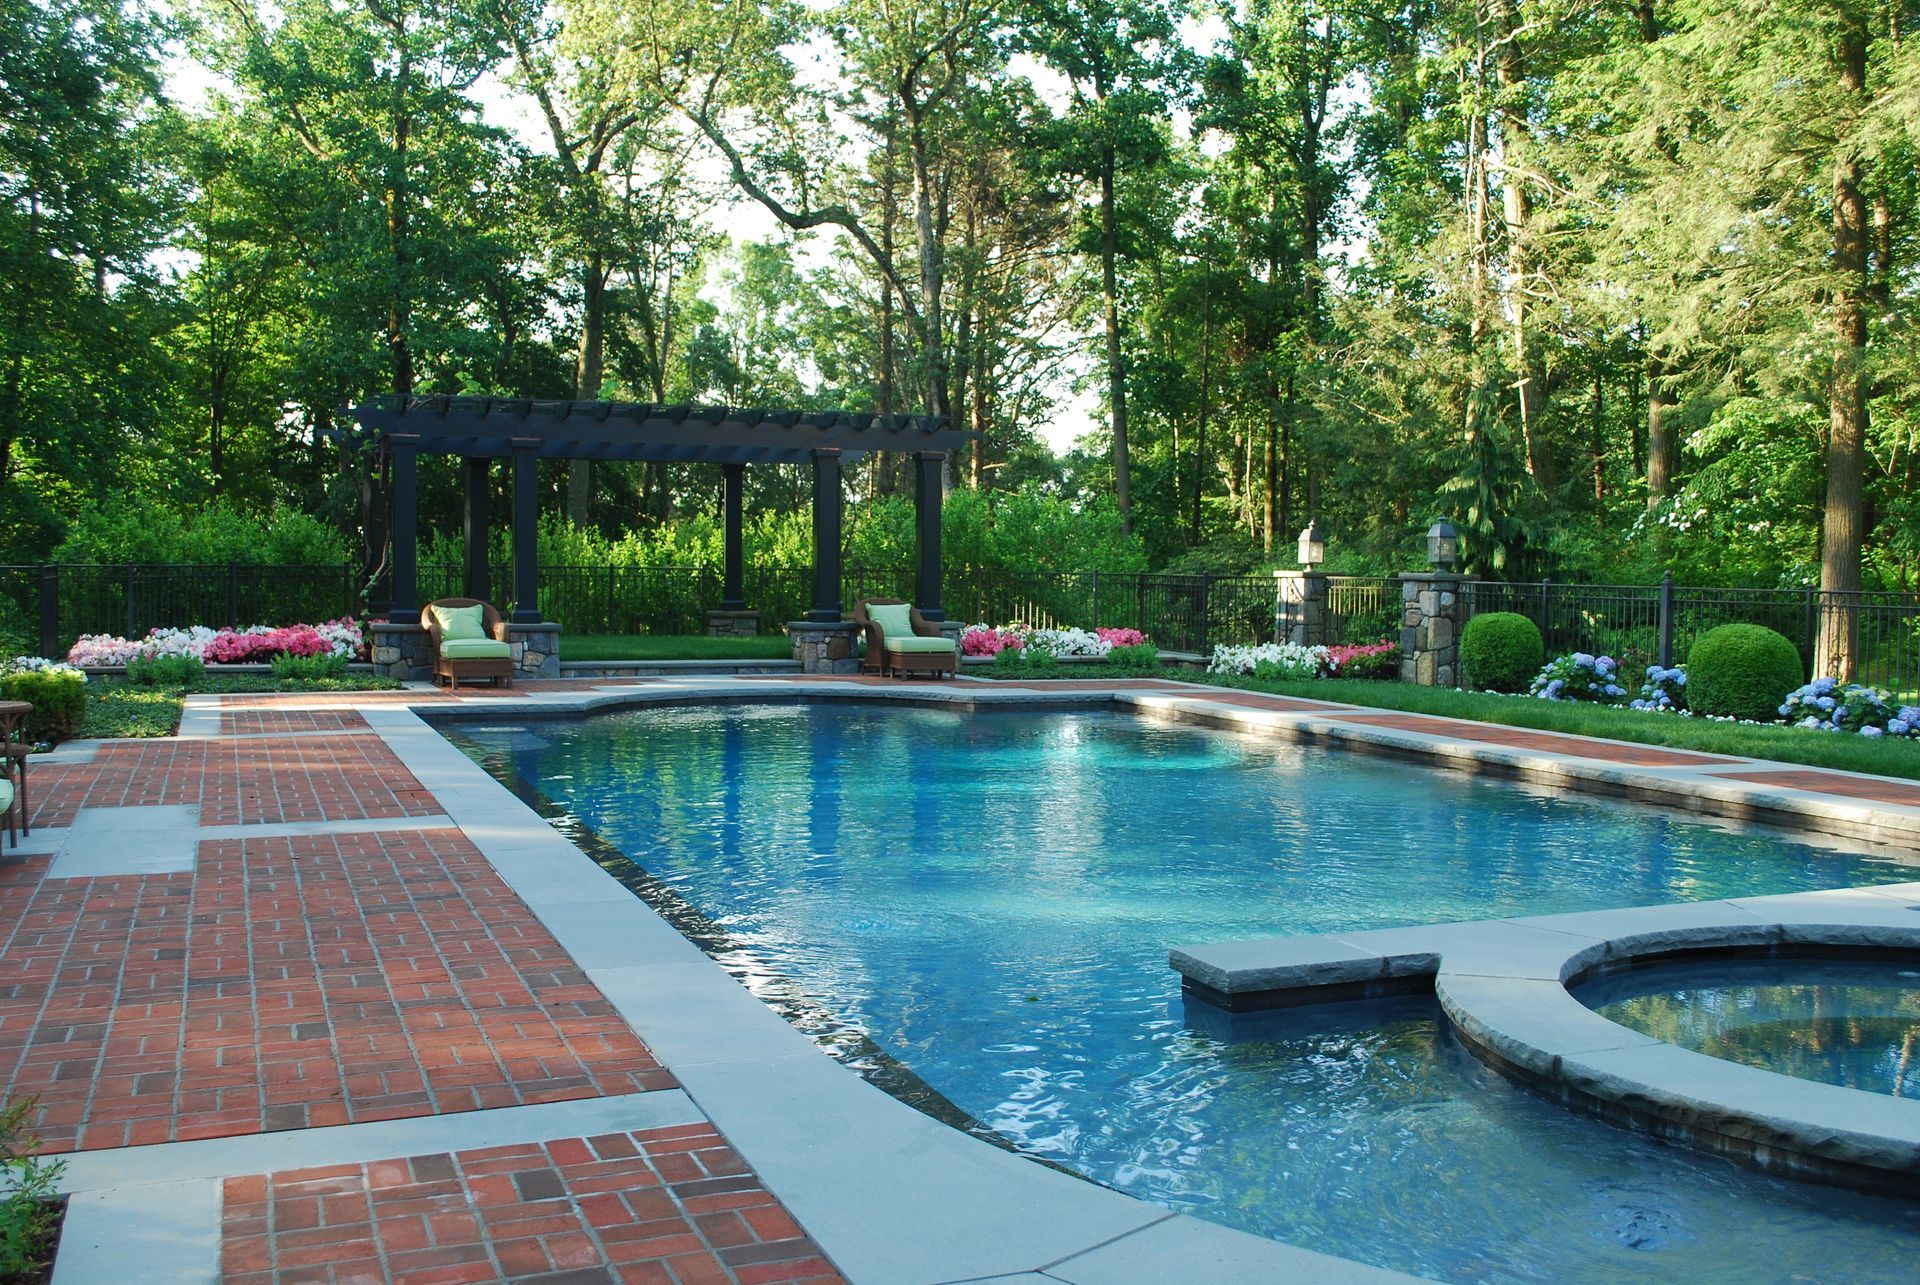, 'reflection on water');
446,703,1920,1282
1579,956,1920,1097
